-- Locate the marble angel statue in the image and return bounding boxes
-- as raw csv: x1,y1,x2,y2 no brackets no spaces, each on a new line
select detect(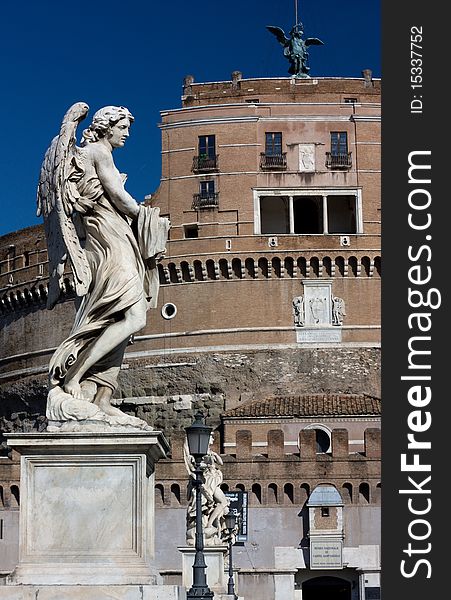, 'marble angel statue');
184,434,230,546
37,102,170,430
